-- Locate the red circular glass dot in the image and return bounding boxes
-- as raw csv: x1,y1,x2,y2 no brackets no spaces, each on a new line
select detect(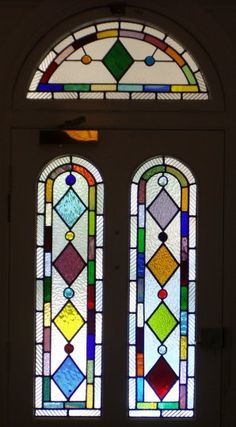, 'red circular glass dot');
158,289,168,299
64,343,74,354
